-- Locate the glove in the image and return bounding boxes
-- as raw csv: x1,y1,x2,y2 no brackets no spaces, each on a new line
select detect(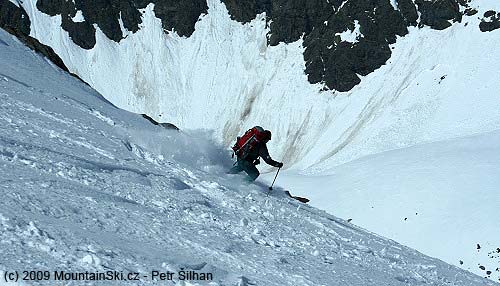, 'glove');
276,162,284,168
